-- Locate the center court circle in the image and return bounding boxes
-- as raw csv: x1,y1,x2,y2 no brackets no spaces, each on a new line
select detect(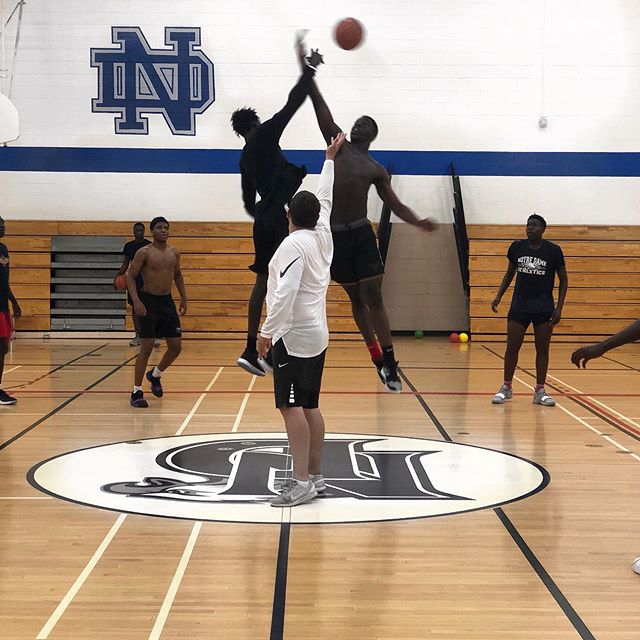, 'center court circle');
28,432,549,524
